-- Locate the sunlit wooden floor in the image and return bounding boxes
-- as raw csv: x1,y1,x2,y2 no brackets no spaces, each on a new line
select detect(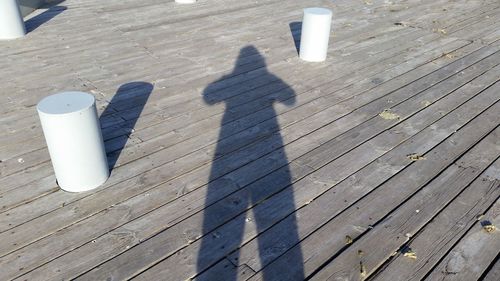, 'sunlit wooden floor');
0,0,499,280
